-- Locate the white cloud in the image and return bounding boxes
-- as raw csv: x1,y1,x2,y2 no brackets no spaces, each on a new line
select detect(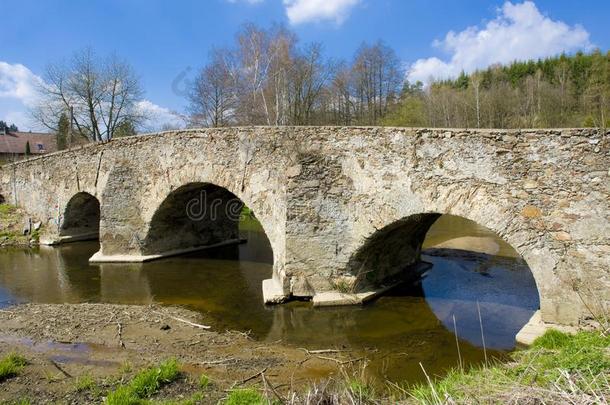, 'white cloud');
136,100,185,132
407,1,592,84
0,62,43,130
225,0,361,25
283,0,360,25
0,62,41,106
